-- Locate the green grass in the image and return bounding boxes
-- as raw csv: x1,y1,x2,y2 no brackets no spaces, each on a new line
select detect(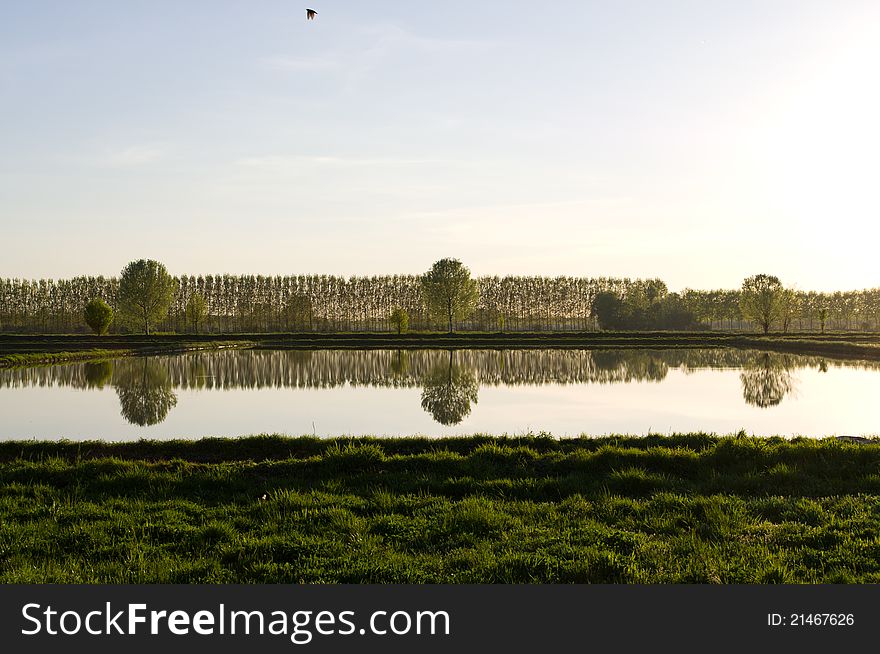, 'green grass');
0,349,132,368
2,434,880,583
0,340,250,368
